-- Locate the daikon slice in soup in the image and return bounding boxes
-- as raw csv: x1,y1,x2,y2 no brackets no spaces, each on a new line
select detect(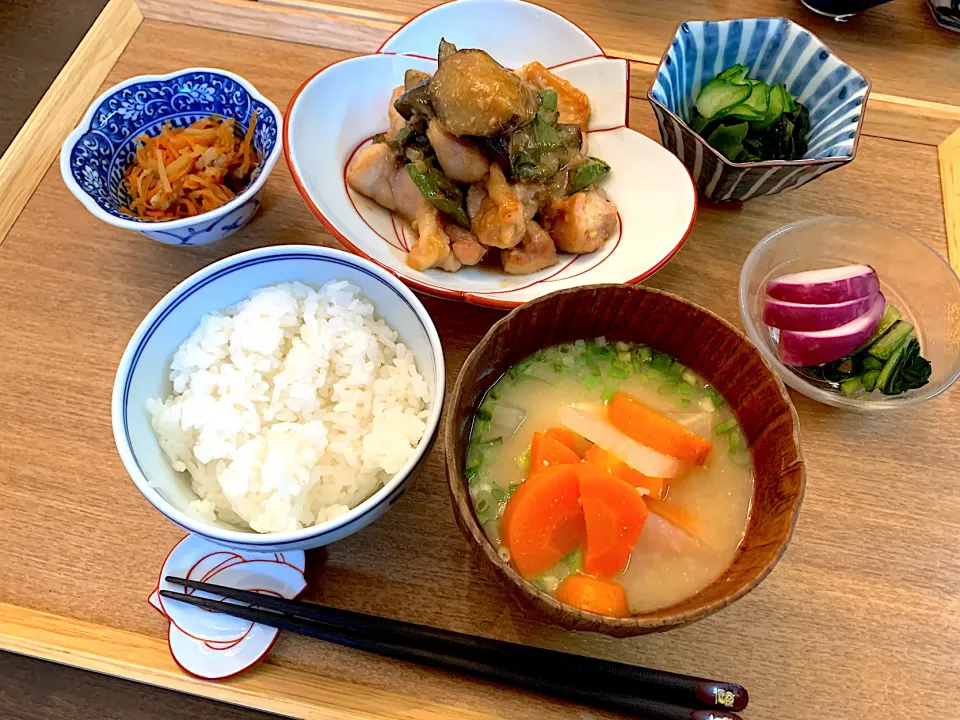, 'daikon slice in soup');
465,338,753,615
